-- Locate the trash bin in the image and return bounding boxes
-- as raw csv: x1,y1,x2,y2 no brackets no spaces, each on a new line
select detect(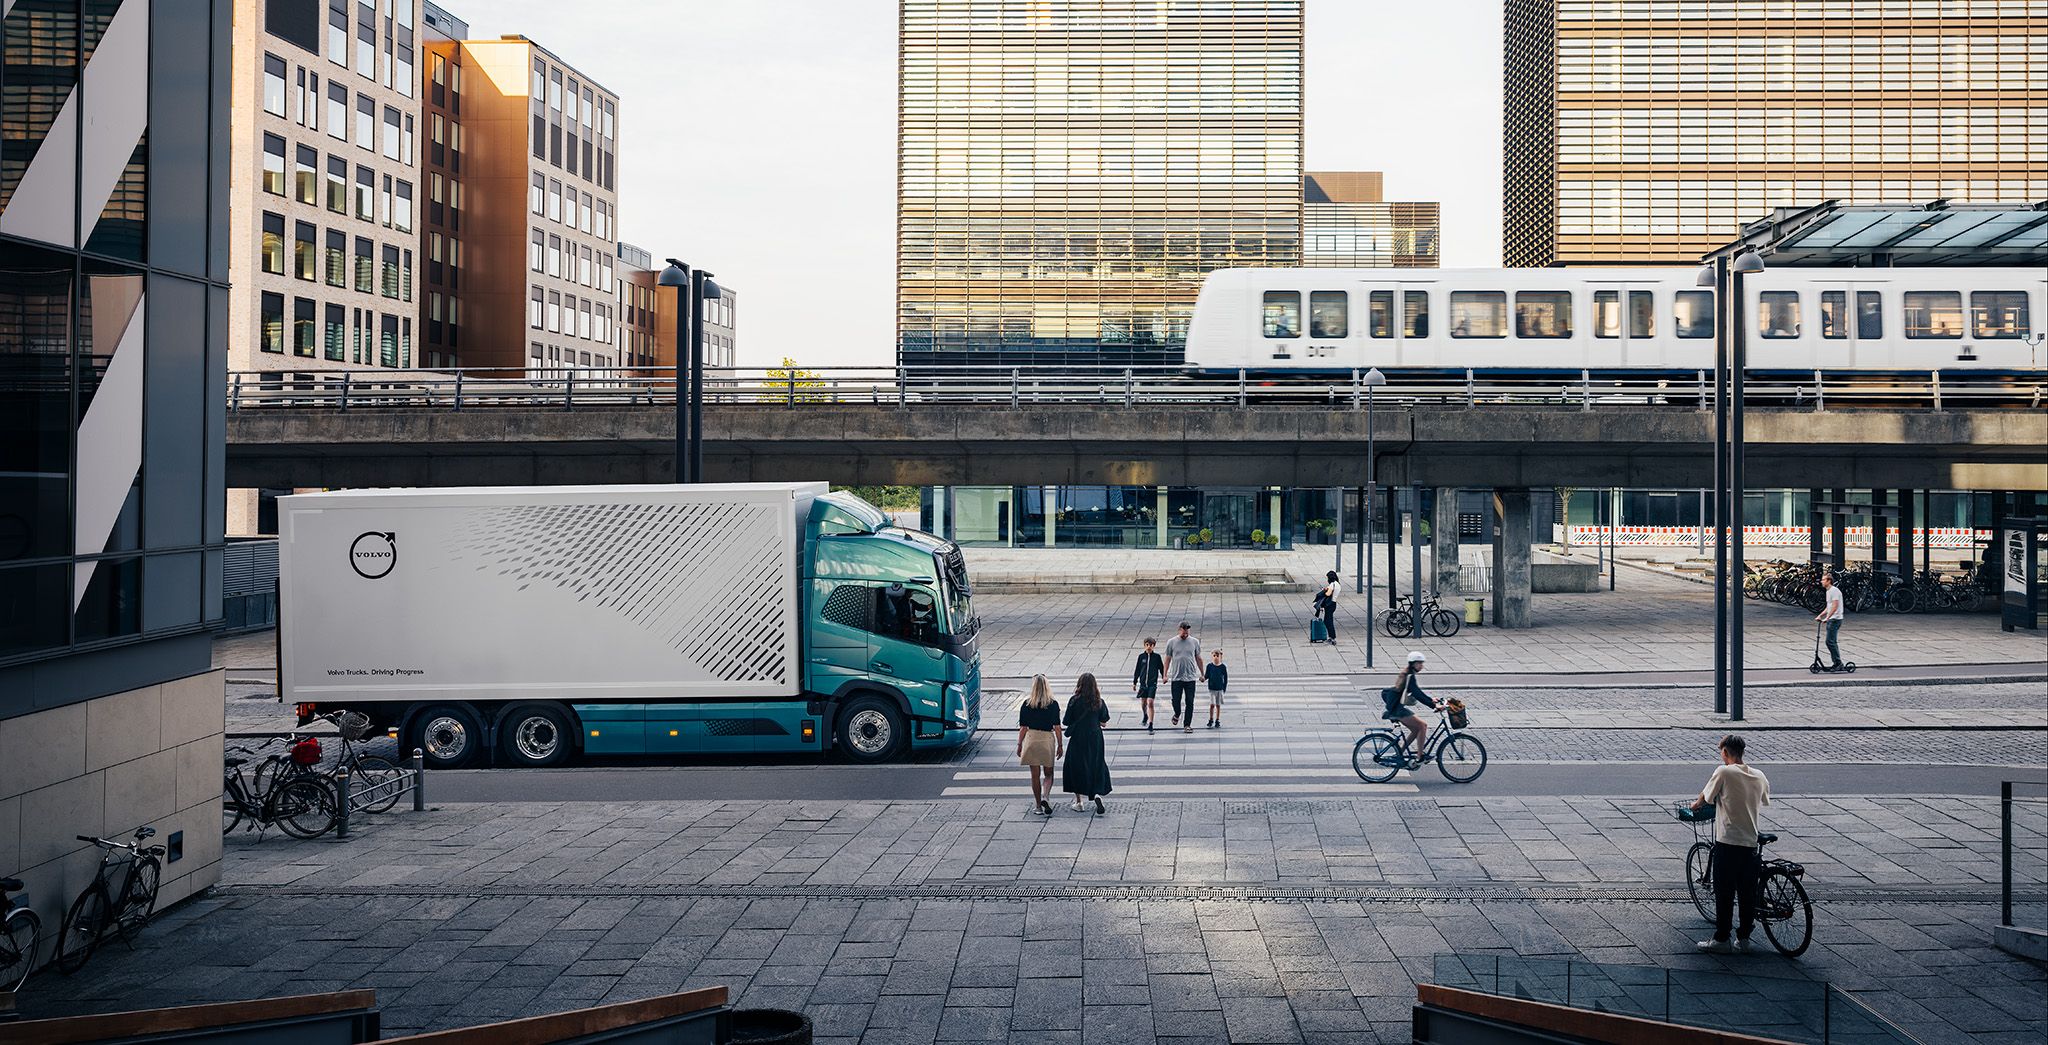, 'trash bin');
730,1009,812,1044
1464,597,1484,626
